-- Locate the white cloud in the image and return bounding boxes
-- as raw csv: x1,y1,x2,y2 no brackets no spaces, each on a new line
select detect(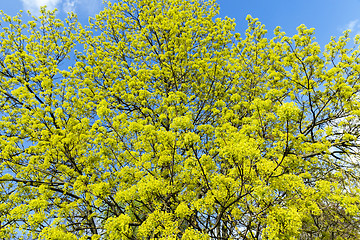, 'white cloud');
63,0,79,13
346,19,359,32
340,19,360,35
21,0,61,14
21,0,101,15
